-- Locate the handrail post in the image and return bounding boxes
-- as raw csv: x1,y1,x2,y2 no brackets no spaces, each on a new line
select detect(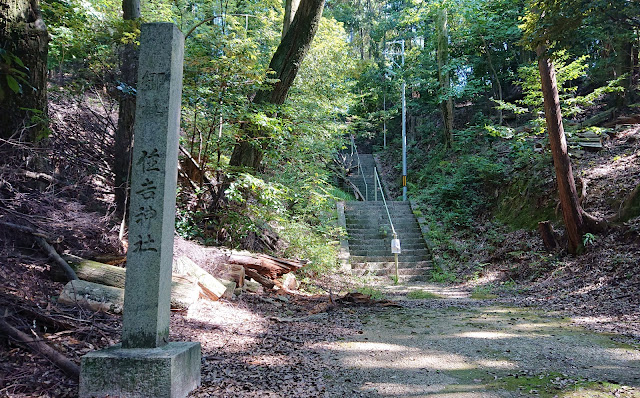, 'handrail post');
373,167,378,201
